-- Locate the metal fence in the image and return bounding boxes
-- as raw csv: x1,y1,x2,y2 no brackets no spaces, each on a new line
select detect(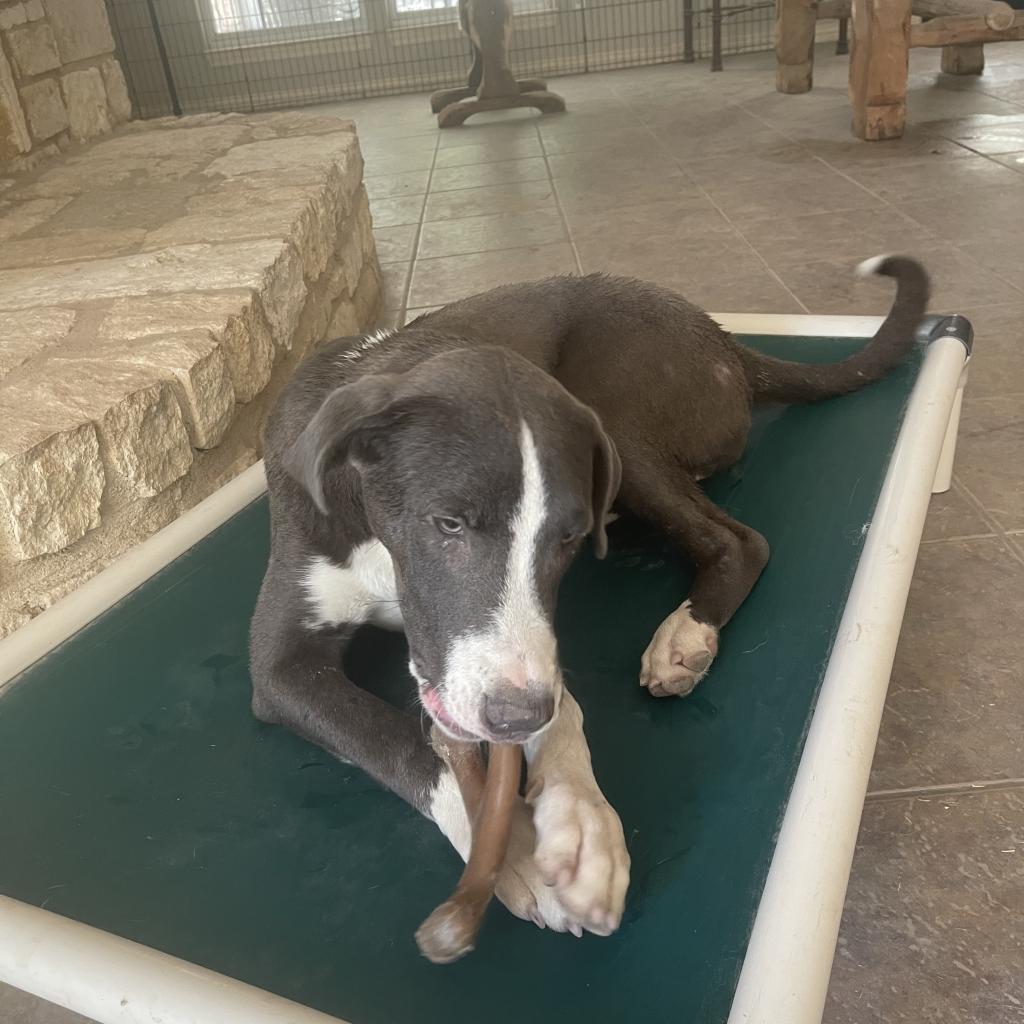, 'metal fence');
106,0,776,119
